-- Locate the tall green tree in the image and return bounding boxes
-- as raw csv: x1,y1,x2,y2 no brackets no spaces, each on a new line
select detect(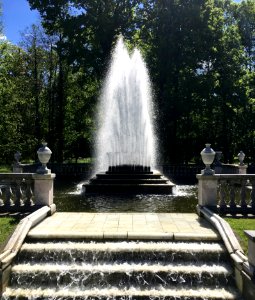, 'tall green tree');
235,0,255,160
138,0,250,163
0,42,38,162
27,0,140,162
15,0,253,164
